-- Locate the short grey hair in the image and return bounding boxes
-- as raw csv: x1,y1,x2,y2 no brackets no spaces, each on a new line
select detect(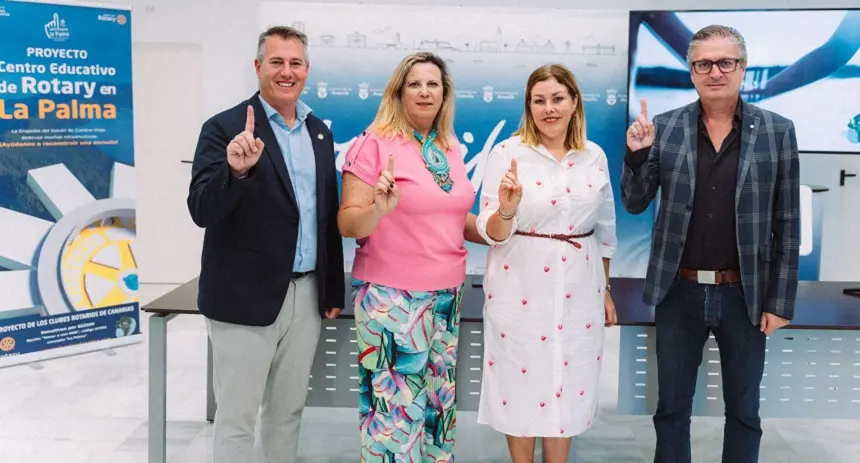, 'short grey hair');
686,25,747,67
256,26,309,62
